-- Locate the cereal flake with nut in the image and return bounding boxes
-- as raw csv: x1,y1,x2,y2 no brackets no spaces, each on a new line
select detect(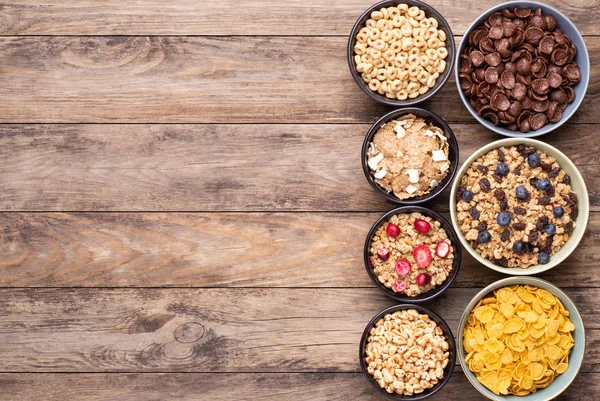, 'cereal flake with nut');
367,114,450,199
